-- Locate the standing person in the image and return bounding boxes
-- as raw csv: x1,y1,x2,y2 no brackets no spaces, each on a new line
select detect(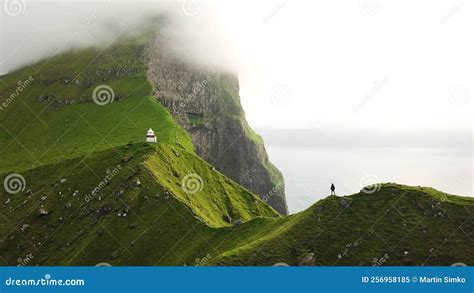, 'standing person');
330,183,336,195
